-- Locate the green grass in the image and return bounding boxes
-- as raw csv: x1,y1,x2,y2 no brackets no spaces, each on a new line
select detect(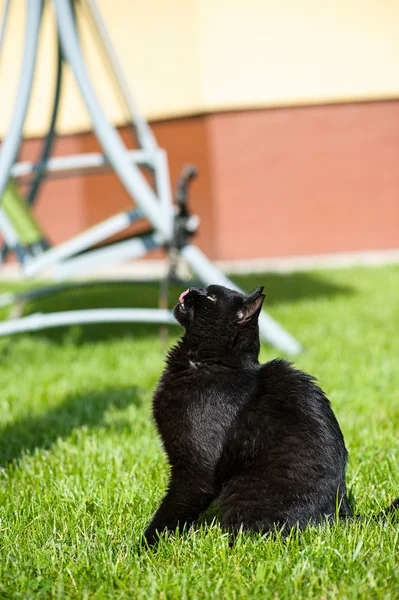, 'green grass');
0,266,398,599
